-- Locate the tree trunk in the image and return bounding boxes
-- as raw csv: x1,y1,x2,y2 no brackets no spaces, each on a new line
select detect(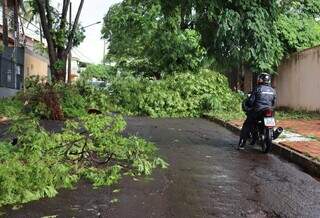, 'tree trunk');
2,0,9,47
42,84,64,120
33,0,84,120
50,55,68,82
